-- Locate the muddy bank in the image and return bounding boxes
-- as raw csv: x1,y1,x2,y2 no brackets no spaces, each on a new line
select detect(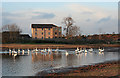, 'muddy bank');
35,60,120,76
1,44,120,50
